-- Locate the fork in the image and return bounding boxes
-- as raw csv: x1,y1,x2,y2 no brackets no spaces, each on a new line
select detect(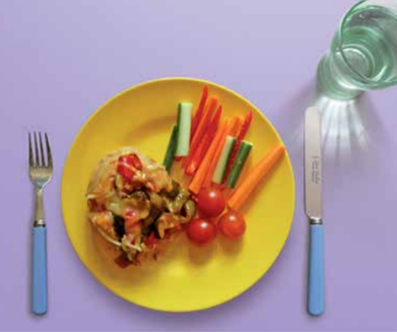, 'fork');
28,132,53,316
